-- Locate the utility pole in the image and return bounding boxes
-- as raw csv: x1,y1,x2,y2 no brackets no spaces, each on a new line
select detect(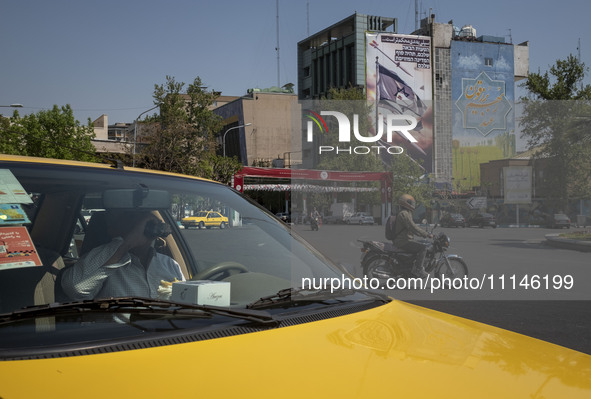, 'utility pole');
276,0,280,87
